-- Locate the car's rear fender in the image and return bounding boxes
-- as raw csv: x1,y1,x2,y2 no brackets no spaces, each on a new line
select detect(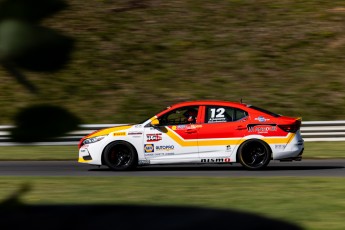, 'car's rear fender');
235,138,272,162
